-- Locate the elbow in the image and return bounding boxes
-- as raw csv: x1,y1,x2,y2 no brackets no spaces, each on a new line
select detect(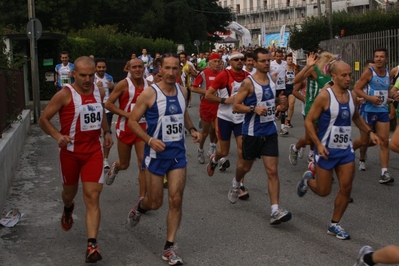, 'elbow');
104,101,111,110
